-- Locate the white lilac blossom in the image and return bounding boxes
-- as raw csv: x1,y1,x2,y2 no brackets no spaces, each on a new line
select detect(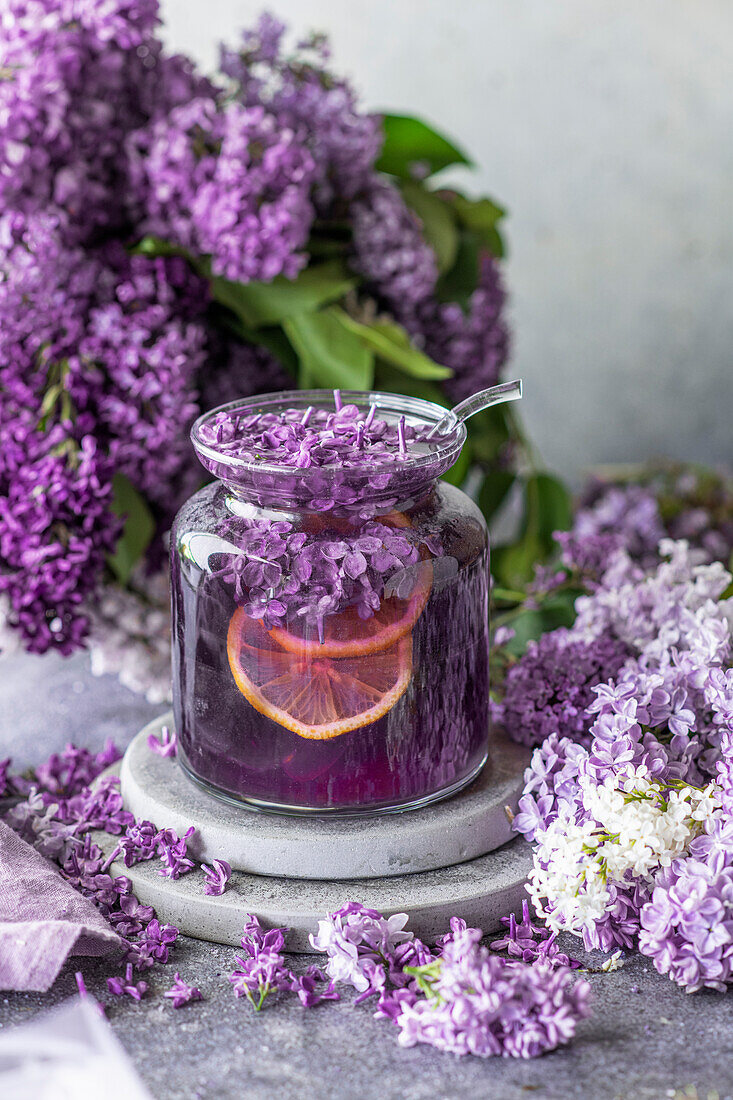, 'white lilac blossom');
509,540,733,985
527,766,720,943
